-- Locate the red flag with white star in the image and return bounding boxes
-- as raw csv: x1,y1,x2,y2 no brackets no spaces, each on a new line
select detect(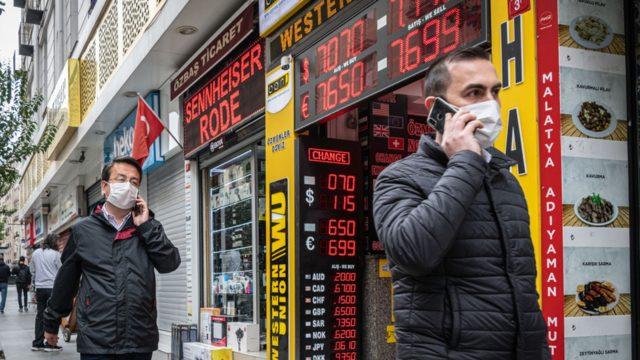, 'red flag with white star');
131,96,164,165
